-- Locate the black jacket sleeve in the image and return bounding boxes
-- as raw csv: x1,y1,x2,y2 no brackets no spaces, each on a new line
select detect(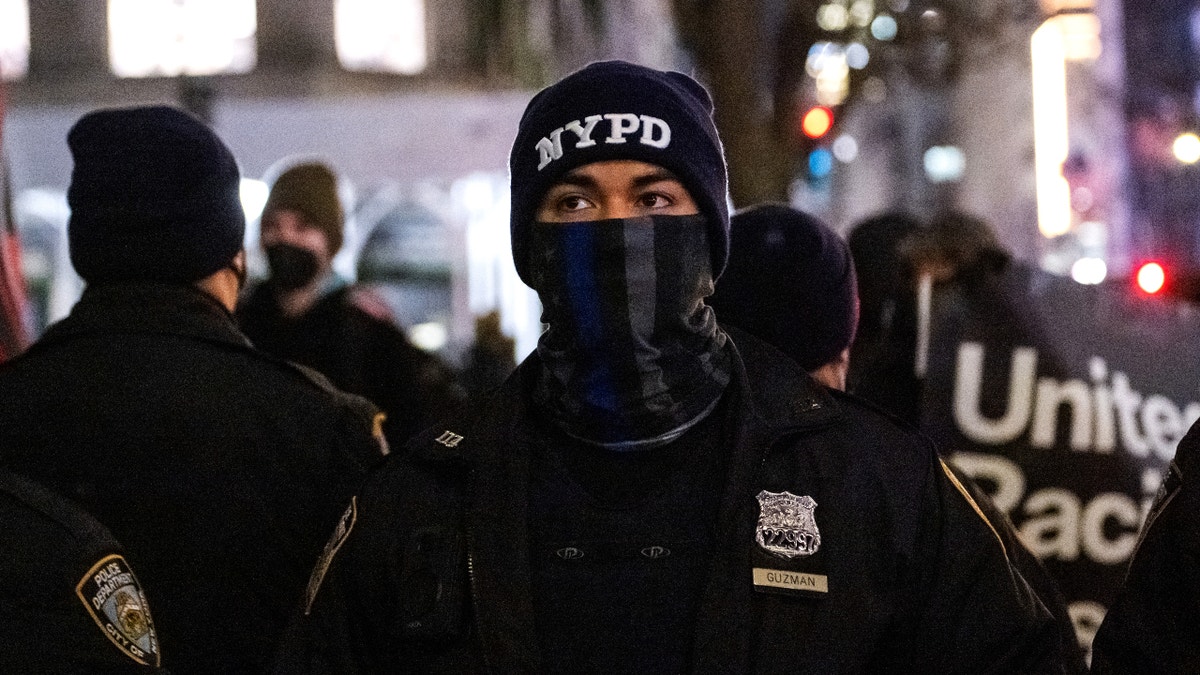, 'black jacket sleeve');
891,457,1071,673
1091,421,1200,673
